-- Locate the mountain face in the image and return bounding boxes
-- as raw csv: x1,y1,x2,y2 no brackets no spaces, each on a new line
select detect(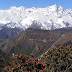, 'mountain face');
52,31,72,47
0,22,23,40
0,27,23,40
0,5,72,30
1,28,72,57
